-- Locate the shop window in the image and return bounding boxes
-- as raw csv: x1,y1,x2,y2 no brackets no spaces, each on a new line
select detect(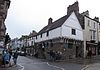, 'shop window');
64,43,68,48
68,43,73,49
